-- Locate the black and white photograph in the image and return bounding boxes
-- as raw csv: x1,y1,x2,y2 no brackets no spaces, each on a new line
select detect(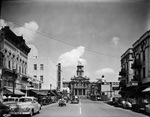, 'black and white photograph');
0,0,150,117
